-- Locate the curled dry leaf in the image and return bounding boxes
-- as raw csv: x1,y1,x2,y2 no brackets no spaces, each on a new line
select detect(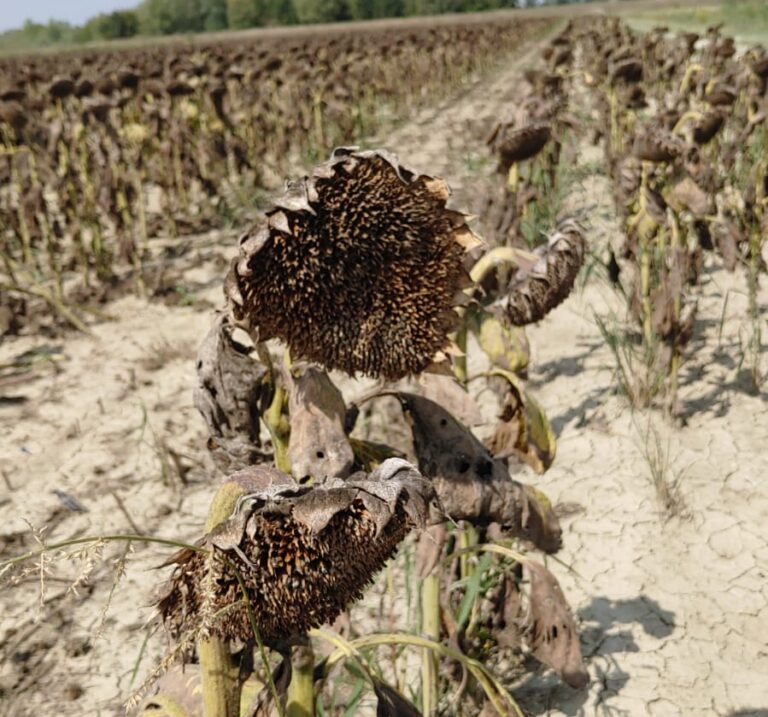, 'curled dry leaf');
692,112,725,145
193,315,269,473
668,177,712,218
485,369,556,474
158,459,437,647
285,364,354,481
417,372,485,427
398,392,562,553
373,677,422,717
502,219,586,326
415,523,447,579
468,307,530,376
522,561,589,689
226,146,479,379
